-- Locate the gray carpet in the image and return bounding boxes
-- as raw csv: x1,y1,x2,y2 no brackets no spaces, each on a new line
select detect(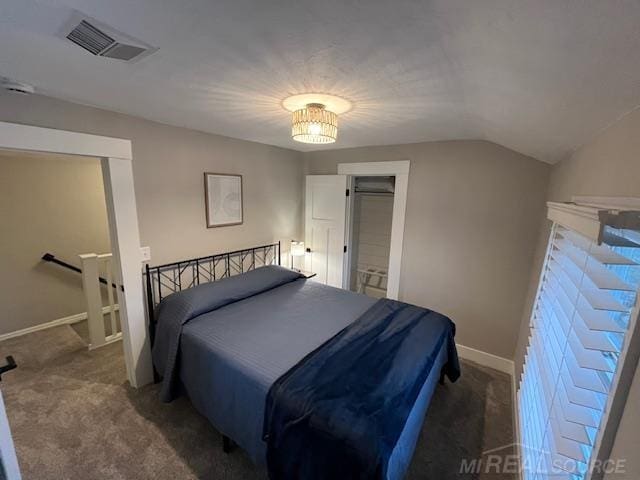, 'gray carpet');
0,325,514,479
